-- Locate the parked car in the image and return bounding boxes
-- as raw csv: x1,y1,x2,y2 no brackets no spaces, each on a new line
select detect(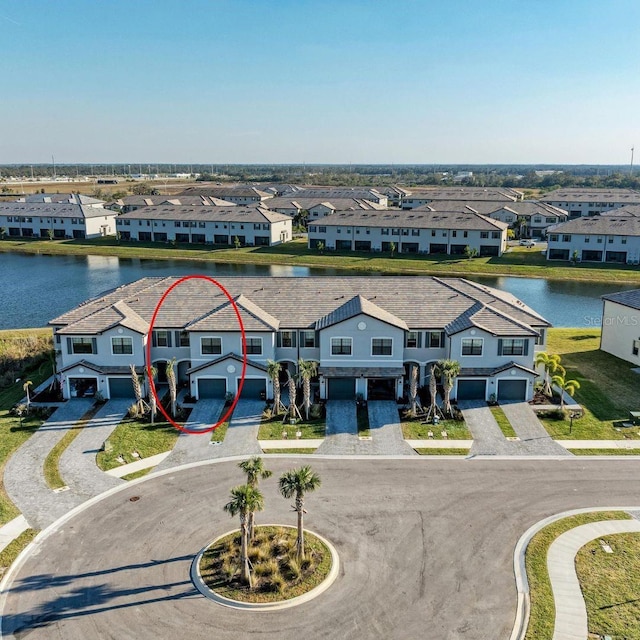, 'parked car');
519,239,536,247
